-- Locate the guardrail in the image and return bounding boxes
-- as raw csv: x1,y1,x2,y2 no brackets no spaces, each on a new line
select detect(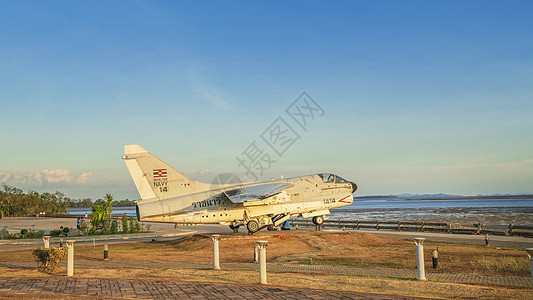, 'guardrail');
290,219,533,237
43,213,127,220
